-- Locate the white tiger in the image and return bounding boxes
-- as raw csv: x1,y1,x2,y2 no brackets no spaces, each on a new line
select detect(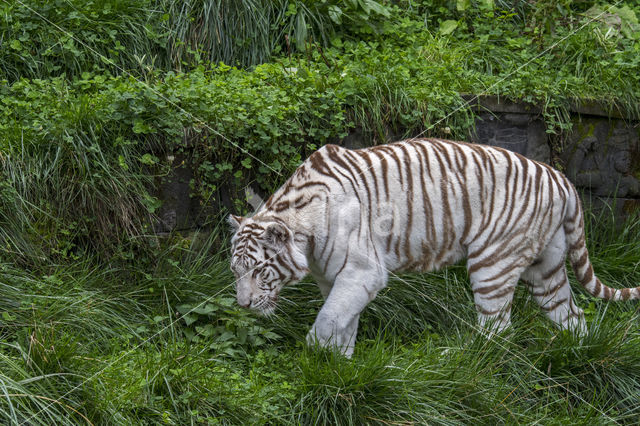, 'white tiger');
228,139,640,357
